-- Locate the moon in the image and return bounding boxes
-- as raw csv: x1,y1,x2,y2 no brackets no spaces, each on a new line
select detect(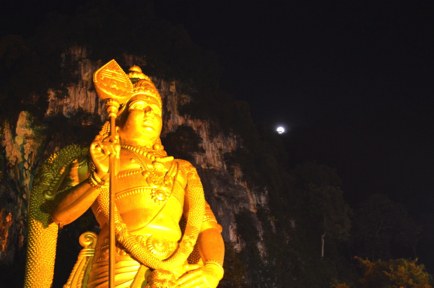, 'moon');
276,126,285,134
